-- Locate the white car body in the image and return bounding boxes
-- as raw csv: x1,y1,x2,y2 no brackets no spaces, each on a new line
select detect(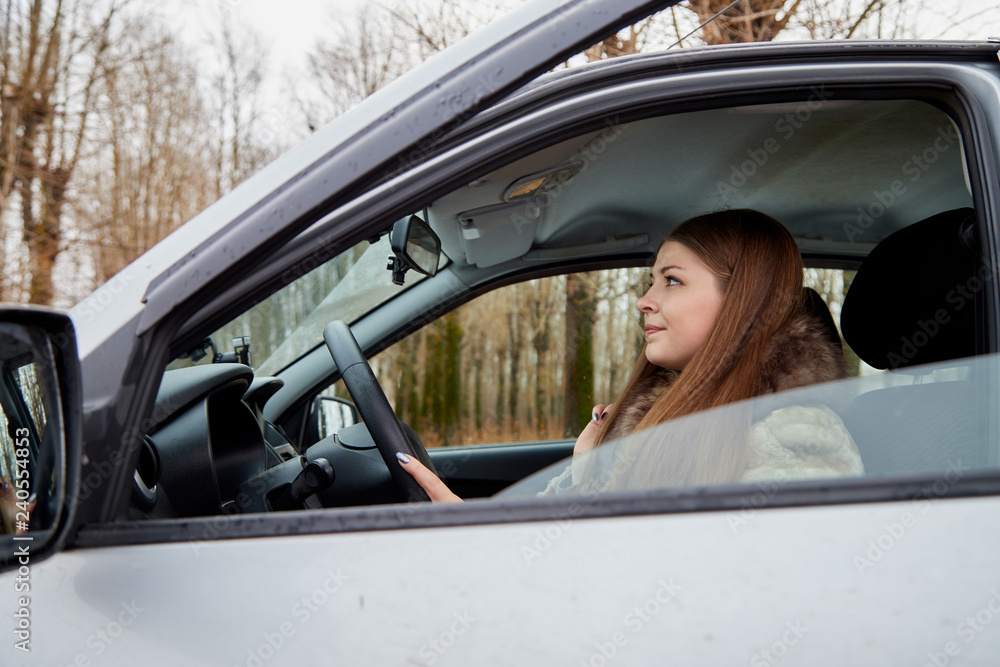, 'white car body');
3,0,1000,664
